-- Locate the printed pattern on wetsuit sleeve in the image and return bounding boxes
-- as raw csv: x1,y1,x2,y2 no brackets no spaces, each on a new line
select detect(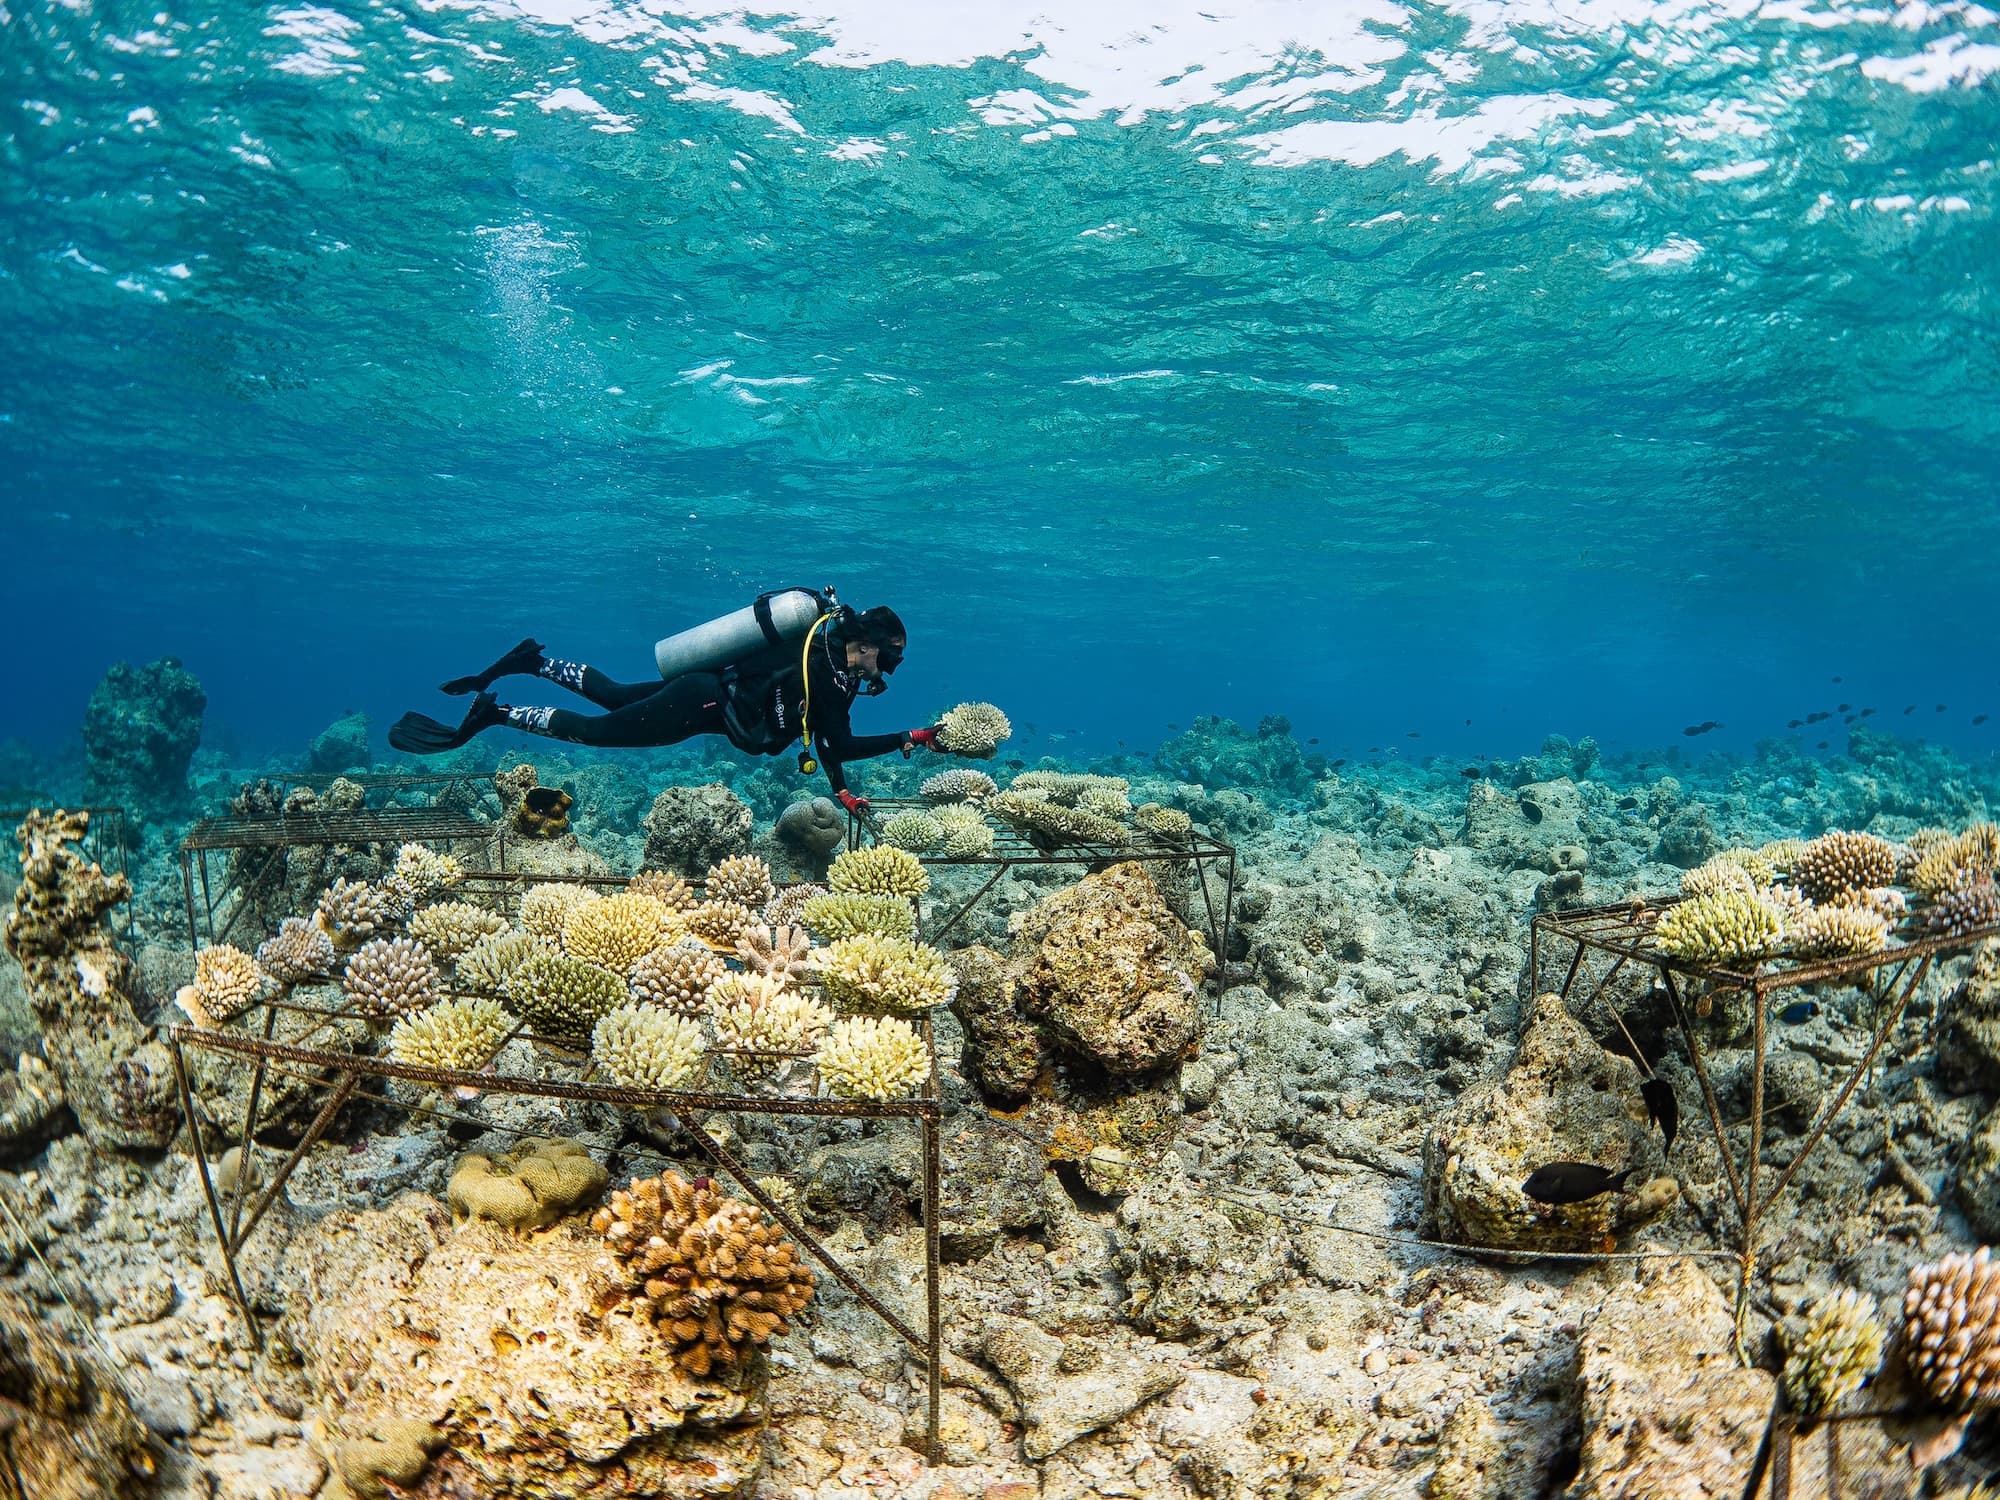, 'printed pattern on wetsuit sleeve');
538,657,588,692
